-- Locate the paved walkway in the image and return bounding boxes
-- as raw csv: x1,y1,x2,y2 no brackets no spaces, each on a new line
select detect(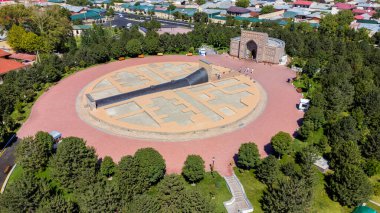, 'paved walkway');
224,174,253,213
17,55,303,176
